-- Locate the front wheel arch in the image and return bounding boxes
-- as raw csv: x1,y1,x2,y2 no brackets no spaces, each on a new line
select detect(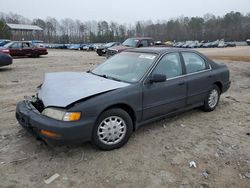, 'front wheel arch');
97,103,136,131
